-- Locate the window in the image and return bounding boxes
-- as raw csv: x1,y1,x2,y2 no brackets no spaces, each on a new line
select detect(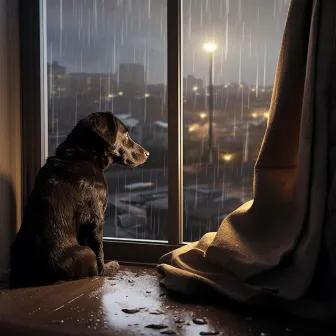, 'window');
182,0,289,242
46,0,169,242
21,0,289,263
